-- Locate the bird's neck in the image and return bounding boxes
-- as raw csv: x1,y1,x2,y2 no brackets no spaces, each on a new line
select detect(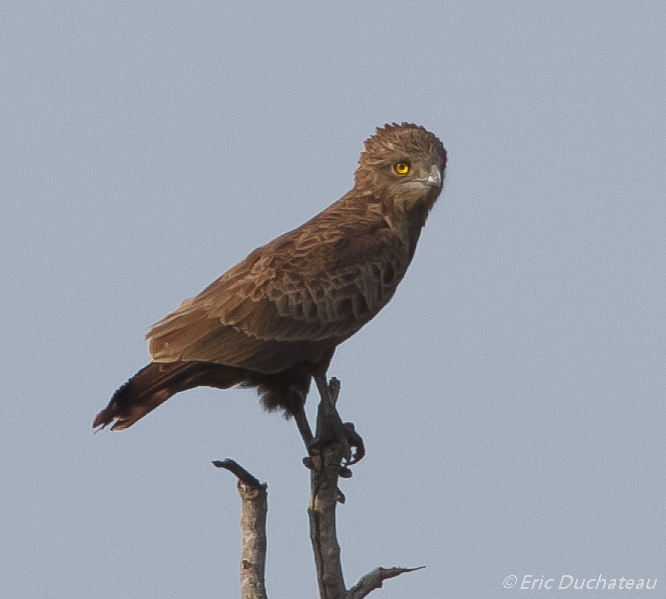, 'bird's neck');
382,195,430,252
